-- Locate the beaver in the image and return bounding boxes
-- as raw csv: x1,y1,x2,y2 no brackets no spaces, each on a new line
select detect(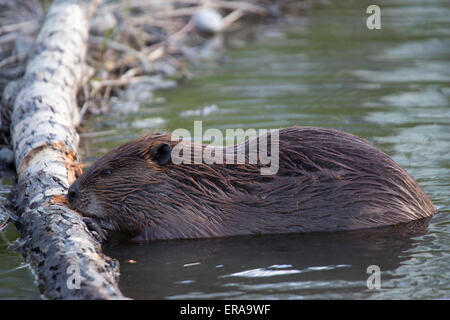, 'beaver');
67,126,435,241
